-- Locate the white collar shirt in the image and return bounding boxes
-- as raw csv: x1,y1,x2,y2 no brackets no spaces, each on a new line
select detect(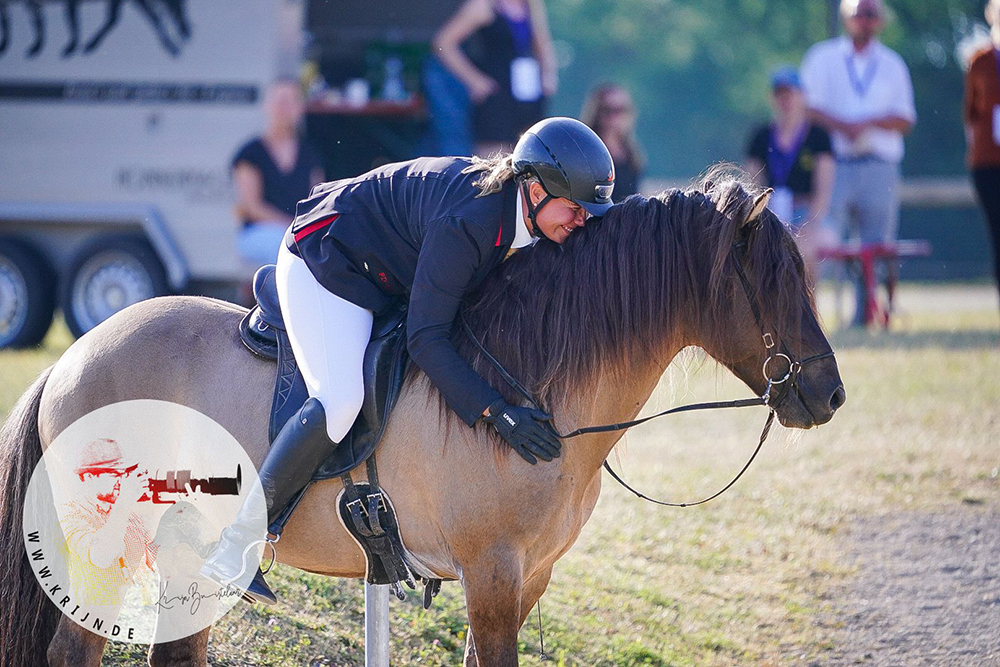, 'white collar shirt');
800,36,917,163
512,189,537,249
